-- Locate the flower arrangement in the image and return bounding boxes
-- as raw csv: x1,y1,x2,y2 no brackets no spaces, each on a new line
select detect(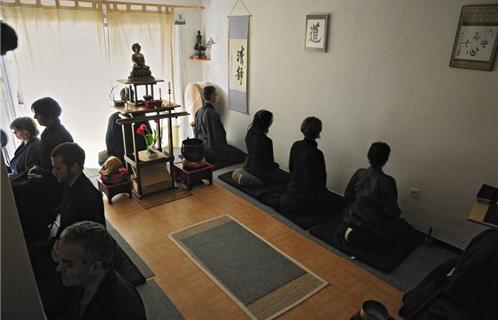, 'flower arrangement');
136,124,157,154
